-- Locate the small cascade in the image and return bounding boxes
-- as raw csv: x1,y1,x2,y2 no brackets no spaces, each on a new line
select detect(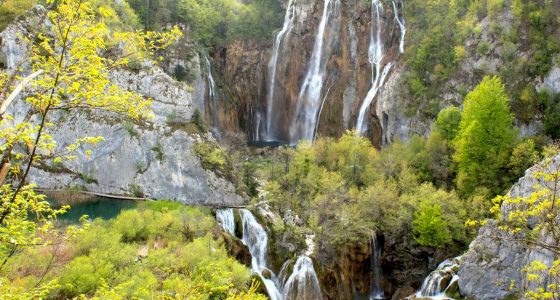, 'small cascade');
214,209,323,300
370,233,385,299
289,0,340,144
216,208,235,235
263,0,297,141
392,0,406,54
240,209,283,300
413,257,461,299
283,255,322,300
205,55,222,137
